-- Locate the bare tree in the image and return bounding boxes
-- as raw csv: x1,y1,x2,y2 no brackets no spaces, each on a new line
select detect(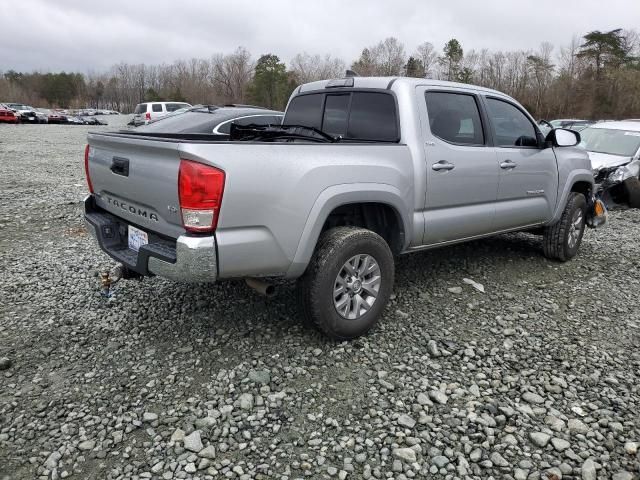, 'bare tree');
415,42,439,78
289,53,346,83
211,47,254,103
375,37,406,76
351,37,406,76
